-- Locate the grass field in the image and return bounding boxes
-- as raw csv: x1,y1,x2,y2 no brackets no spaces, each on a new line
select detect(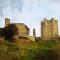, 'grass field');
0,40,60,60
